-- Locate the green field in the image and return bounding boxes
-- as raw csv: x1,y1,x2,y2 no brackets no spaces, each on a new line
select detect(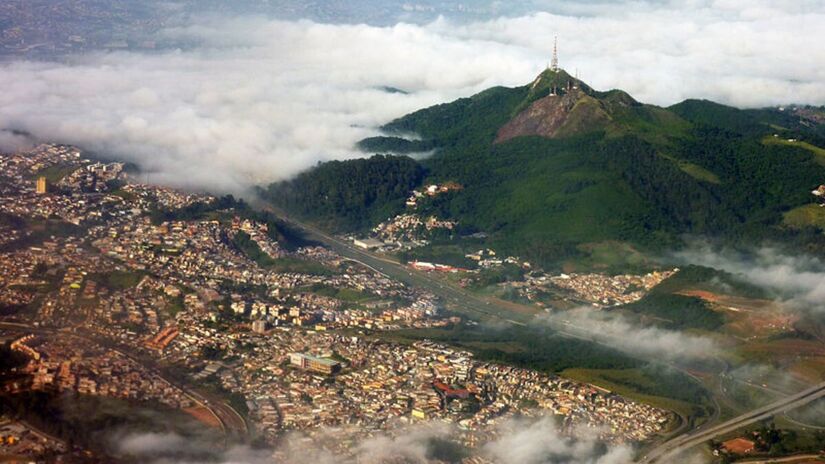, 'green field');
267,257,335,275
763,135,825,165
91,270,146,290
32,163,80,183
650,265,768,299
782,203,825,229
398,242,479,269
675,160,722,184
659,152,721,184
618,293,724,331
165,295,185,317
298,283,372,302
231,231,334,275
567,240,655,273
